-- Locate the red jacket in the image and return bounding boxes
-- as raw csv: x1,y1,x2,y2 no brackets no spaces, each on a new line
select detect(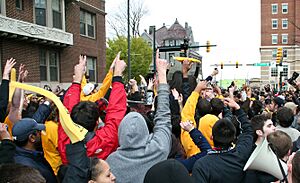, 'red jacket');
58,79,126,164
